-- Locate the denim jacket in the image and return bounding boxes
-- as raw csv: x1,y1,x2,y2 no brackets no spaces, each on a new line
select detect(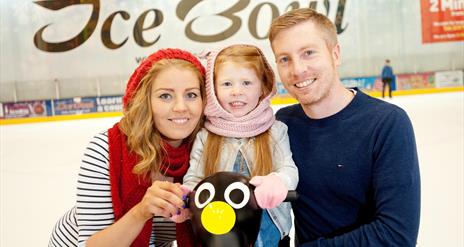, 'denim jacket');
184,120,299,238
